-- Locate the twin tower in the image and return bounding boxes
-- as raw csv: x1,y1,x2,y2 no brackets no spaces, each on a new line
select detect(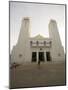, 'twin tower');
11,17,65,64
